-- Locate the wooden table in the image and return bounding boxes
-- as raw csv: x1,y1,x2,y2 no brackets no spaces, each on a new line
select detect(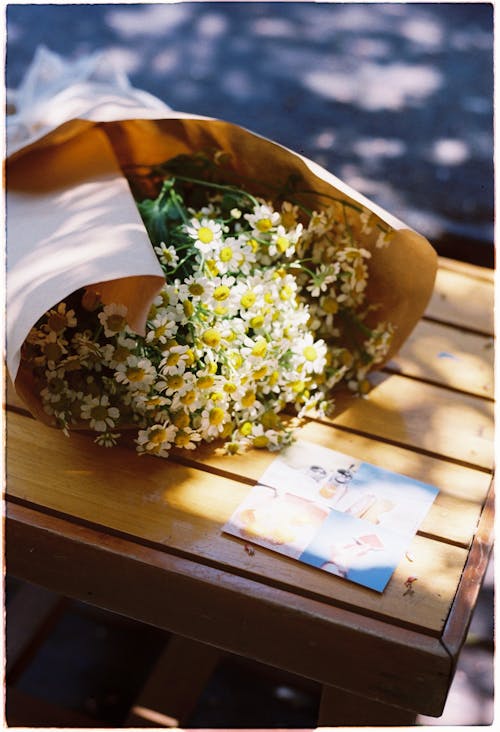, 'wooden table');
5,256,494,726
